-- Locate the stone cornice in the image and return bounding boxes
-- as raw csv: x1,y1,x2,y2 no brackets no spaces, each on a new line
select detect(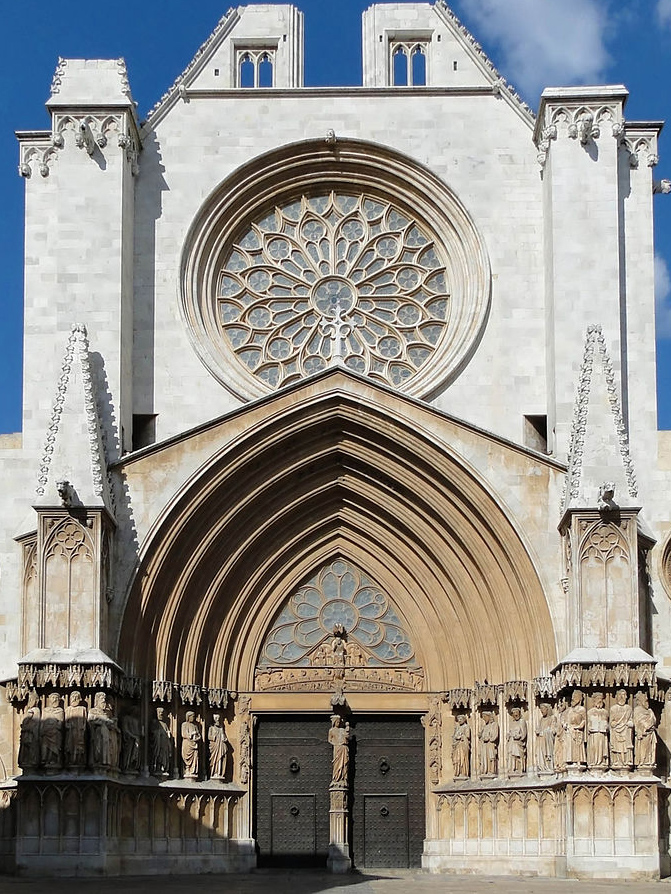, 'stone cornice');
17,108,140,178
